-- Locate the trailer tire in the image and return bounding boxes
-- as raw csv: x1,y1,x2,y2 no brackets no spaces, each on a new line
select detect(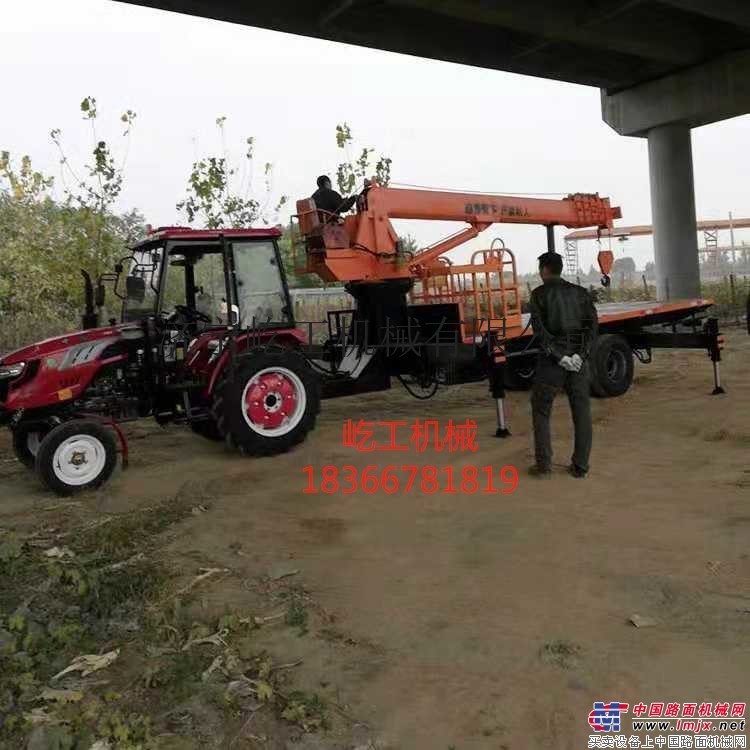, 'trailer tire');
589,334,634,398
504,360,536,391
36,420,117,495
218,348,320,457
